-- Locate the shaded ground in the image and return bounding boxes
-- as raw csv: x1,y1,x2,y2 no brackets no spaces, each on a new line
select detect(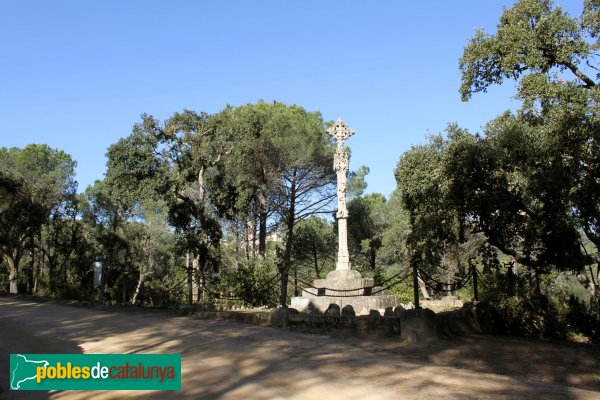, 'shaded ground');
1,296,599,400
